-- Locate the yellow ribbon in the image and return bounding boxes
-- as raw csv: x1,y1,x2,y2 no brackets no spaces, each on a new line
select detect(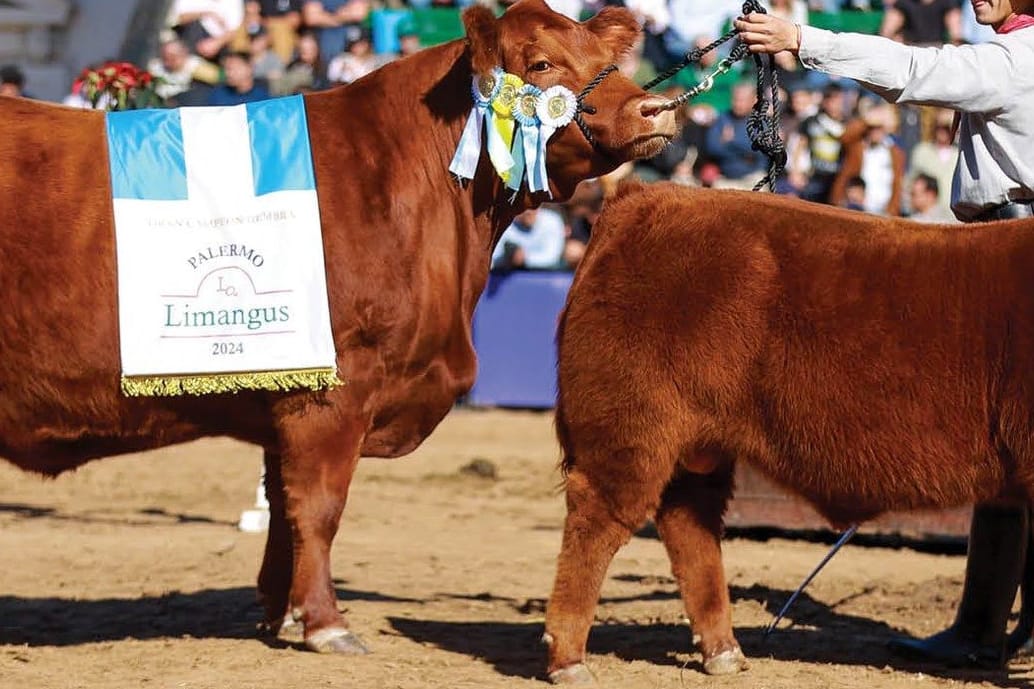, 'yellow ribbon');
491,73,523,182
